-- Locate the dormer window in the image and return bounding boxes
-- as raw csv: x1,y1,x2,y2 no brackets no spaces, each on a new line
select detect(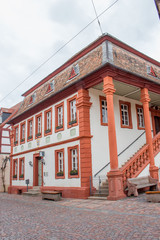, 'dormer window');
46,80,54,94
29,93,36,105
68,64,80,81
